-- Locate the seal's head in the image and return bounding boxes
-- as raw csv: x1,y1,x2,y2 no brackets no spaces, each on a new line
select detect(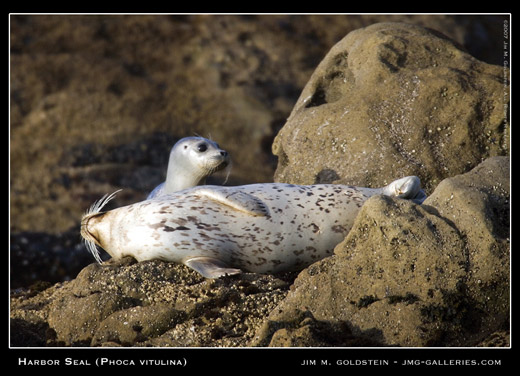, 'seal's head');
165,137,231,192
81,190,121,263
